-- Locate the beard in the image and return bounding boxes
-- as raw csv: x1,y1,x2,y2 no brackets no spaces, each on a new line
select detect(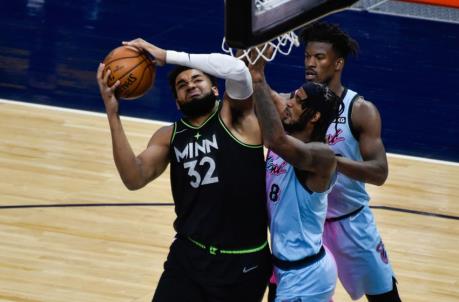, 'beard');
282,121,304,133
282,109,315,133
179,92,217,118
